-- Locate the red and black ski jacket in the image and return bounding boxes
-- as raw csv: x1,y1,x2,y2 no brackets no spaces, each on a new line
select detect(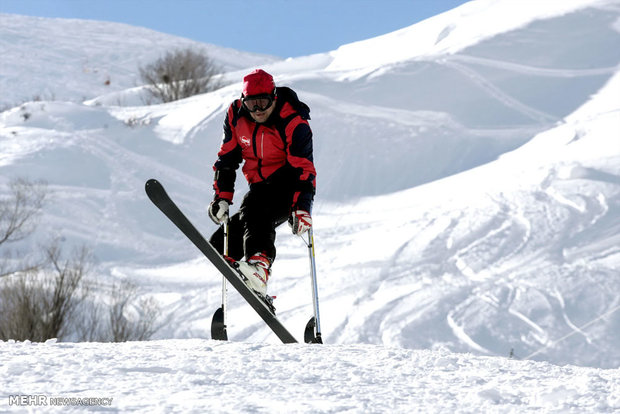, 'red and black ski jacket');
213,87,316,213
